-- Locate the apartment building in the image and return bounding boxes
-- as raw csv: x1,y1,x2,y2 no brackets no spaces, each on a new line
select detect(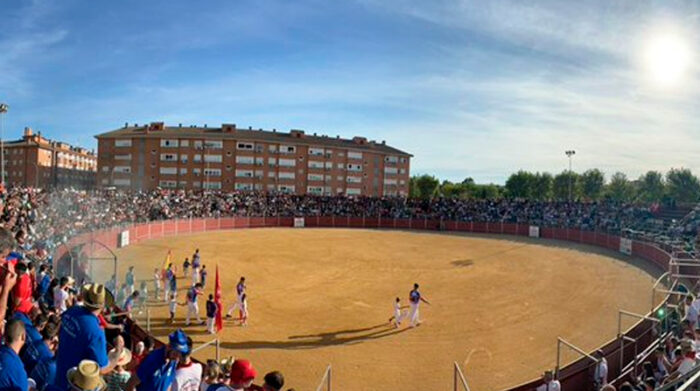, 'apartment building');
2,128,97,189
95,122,411,196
